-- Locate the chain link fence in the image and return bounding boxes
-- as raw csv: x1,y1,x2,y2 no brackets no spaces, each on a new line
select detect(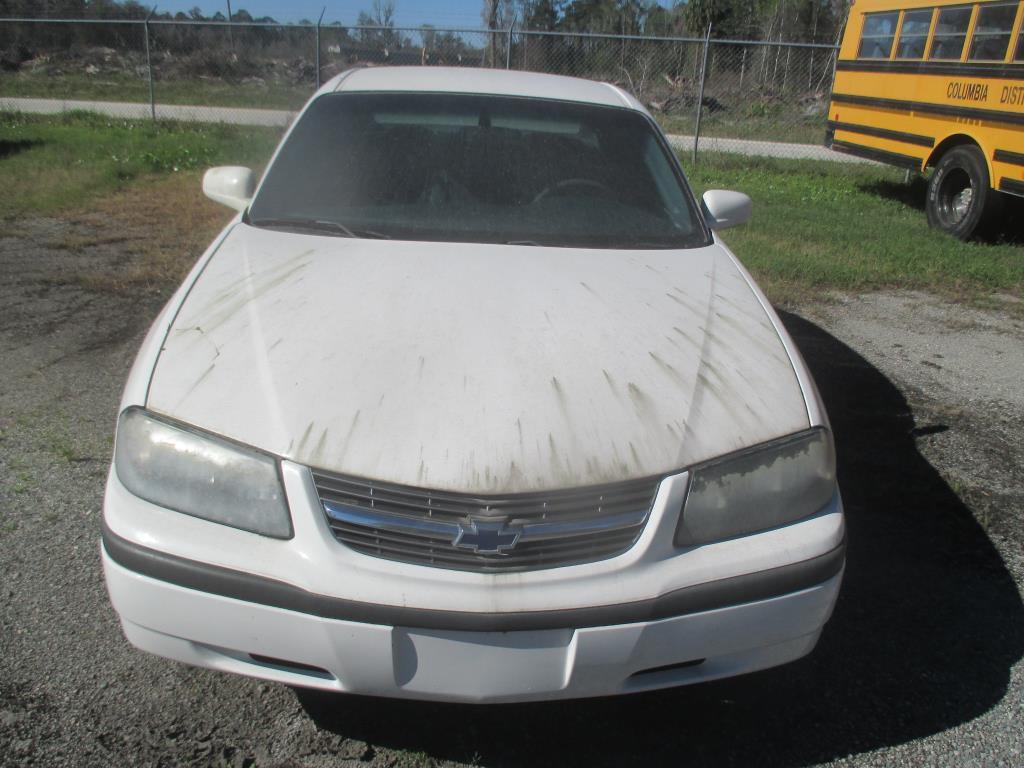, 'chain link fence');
0,18,841,160
510,30,839,158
